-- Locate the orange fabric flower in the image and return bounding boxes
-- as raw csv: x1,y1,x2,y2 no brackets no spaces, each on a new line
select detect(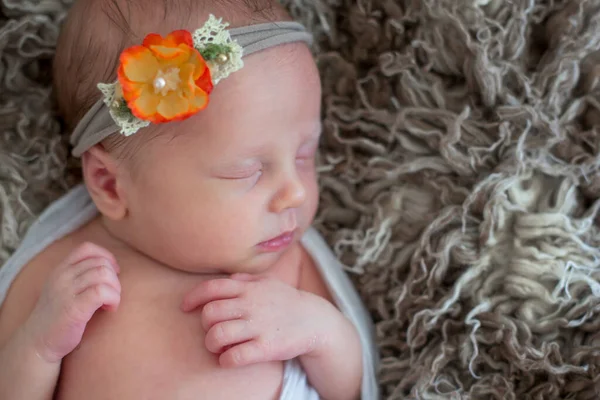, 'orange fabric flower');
117,30,213,123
